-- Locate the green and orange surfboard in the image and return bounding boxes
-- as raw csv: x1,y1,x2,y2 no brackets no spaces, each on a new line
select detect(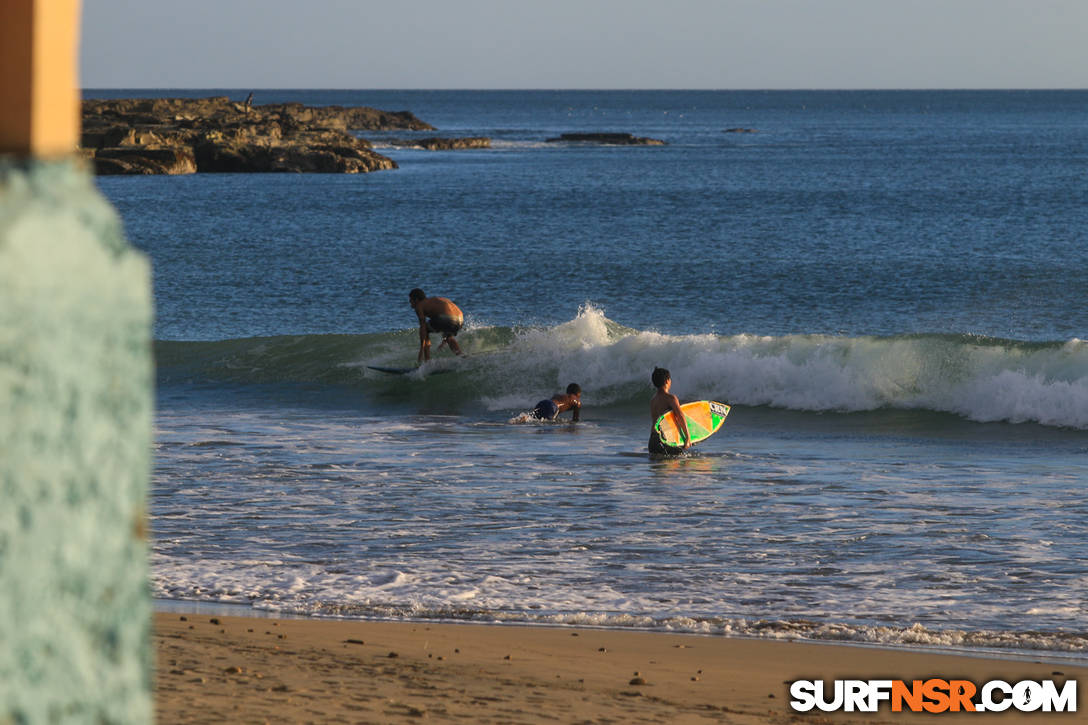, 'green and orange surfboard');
654,400,731,448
